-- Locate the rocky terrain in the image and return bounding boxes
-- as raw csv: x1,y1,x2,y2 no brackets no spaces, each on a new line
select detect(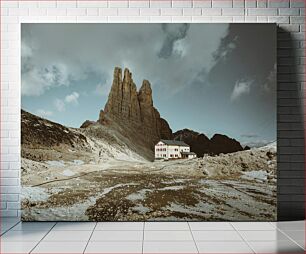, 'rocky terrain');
21,141,276,221
174,129,244,157
21,66,277,221
21,109,148,165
